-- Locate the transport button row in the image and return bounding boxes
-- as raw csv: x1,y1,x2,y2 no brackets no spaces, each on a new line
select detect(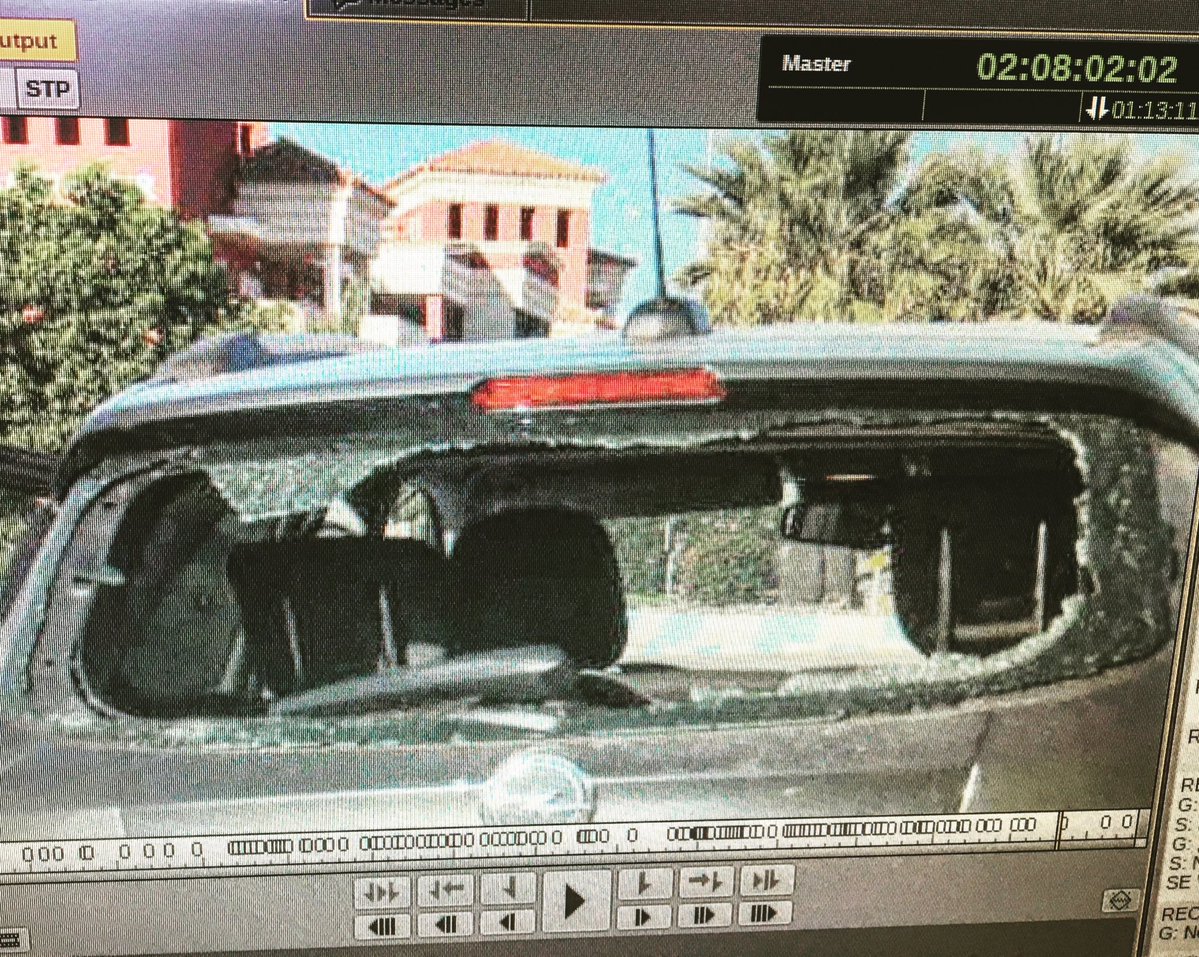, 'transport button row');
351,862,797,942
